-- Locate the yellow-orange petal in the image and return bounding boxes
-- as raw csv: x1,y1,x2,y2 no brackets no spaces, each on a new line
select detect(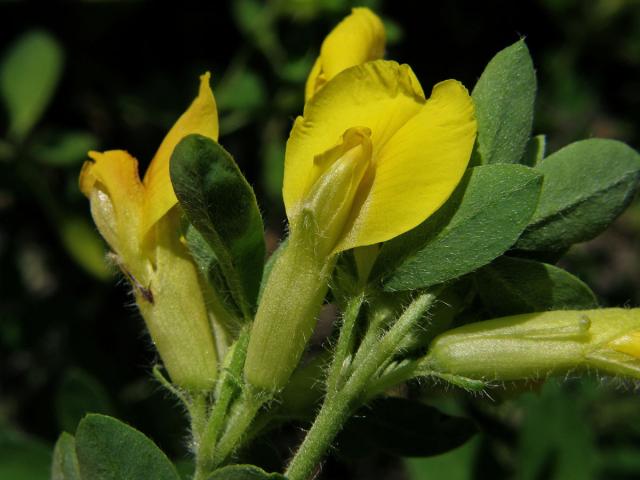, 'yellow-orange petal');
142,72,219,237
285,60,425,219
305,7,385,101
334,79,477,252
79,150,144,261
